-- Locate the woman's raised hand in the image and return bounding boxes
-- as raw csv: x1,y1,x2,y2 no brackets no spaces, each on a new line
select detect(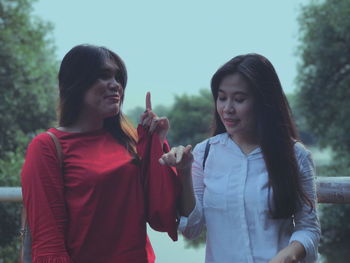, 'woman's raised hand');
140,92,170,142
159,145,194,172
